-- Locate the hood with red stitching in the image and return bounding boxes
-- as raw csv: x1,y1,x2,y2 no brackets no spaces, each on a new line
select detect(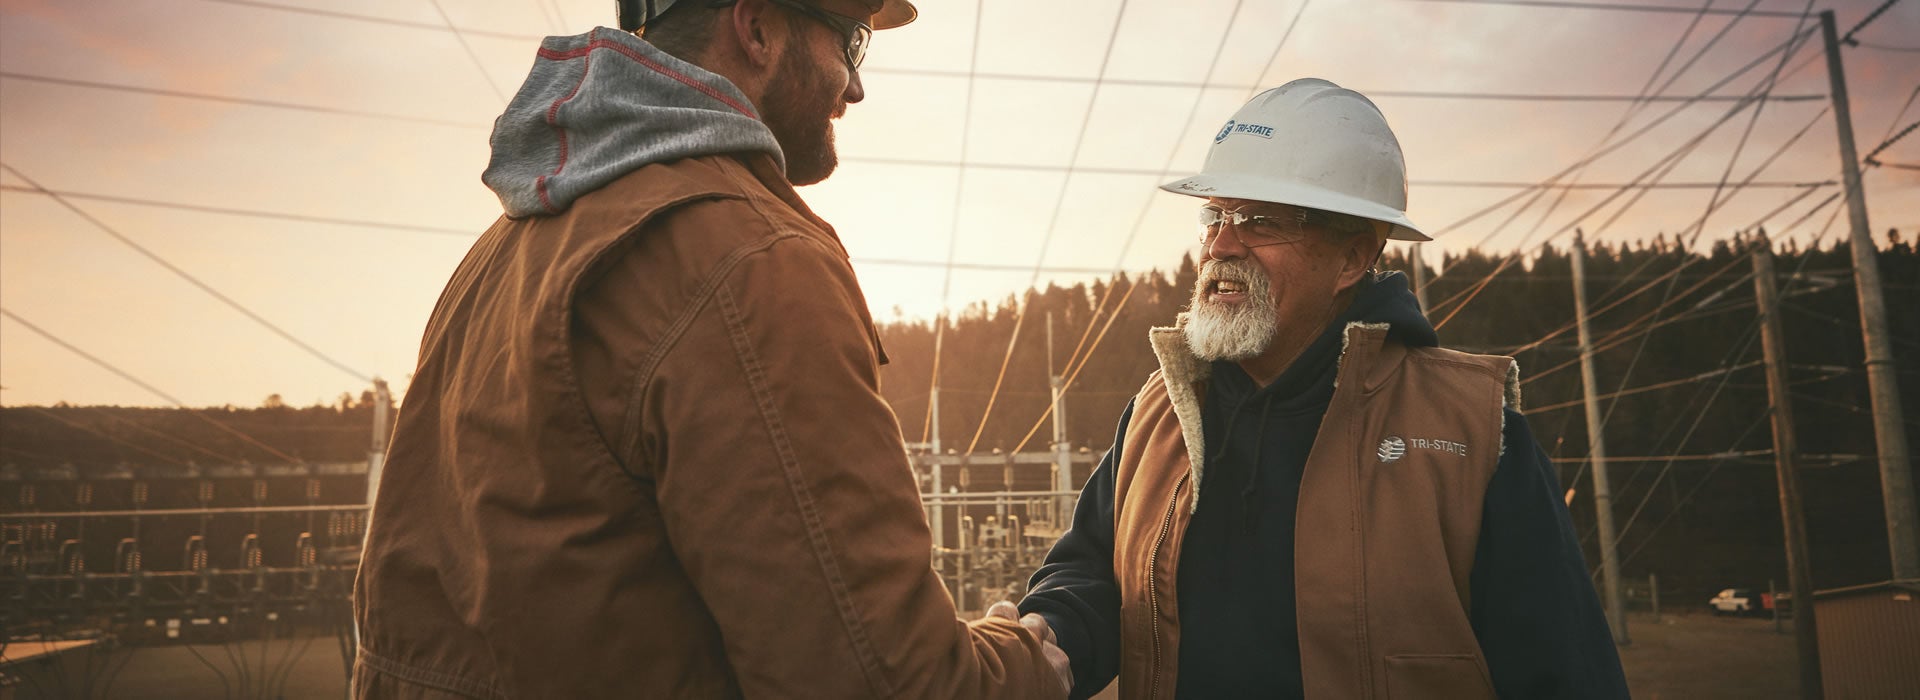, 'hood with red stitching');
482,28,784,218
